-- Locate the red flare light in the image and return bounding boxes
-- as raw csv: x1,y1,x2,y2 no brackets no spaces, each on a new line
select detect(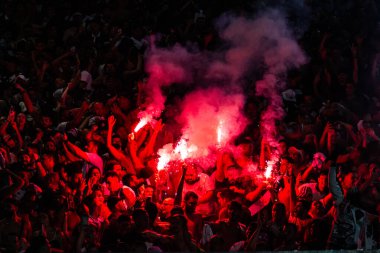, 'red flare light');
134,116,150,133
157,148,172,171
217,120,223,145
264,160,274,179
